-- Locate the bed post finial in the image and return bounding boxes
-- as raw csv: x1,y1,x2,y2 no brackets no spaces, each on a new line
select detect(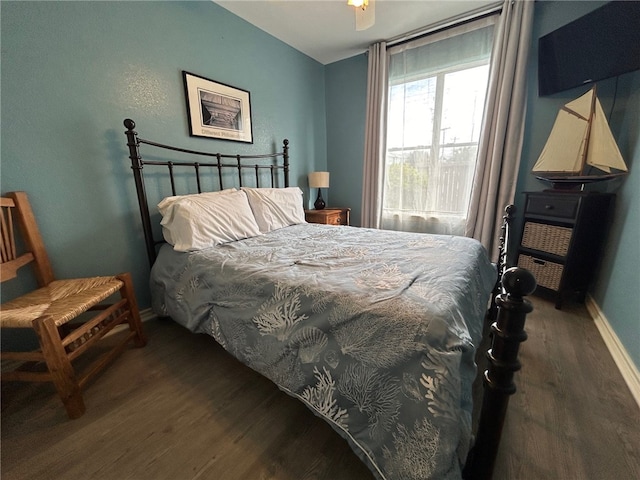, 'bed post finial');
123,118,155,267
464,266,536,480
